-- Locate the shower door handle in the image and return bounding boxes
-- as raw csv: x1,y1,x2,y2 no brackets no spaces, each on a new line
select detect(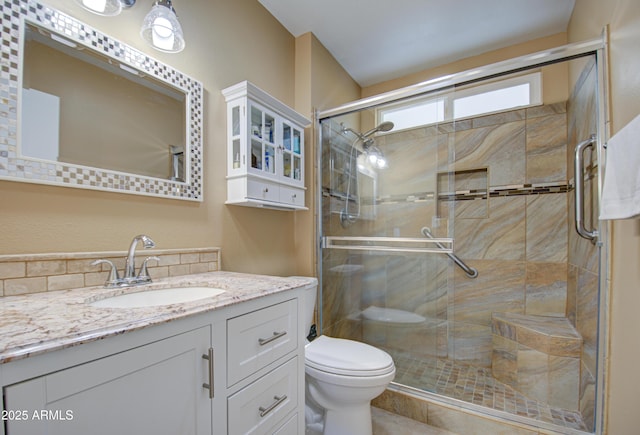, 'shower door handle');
574,134,598,243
